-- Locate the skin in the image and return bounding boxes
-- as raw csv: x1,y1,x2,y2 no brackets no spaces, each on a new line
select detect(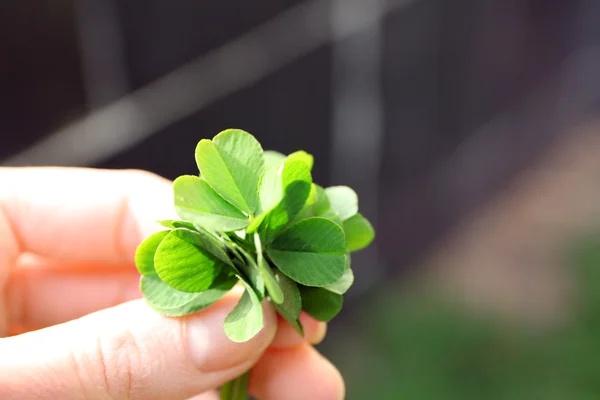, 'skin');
0,167,345,400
